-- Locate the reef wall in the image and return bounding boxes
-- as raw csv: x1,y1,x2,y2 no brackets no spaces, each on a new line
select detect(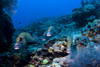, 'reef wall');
0,0,16,52
72,0,100,27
